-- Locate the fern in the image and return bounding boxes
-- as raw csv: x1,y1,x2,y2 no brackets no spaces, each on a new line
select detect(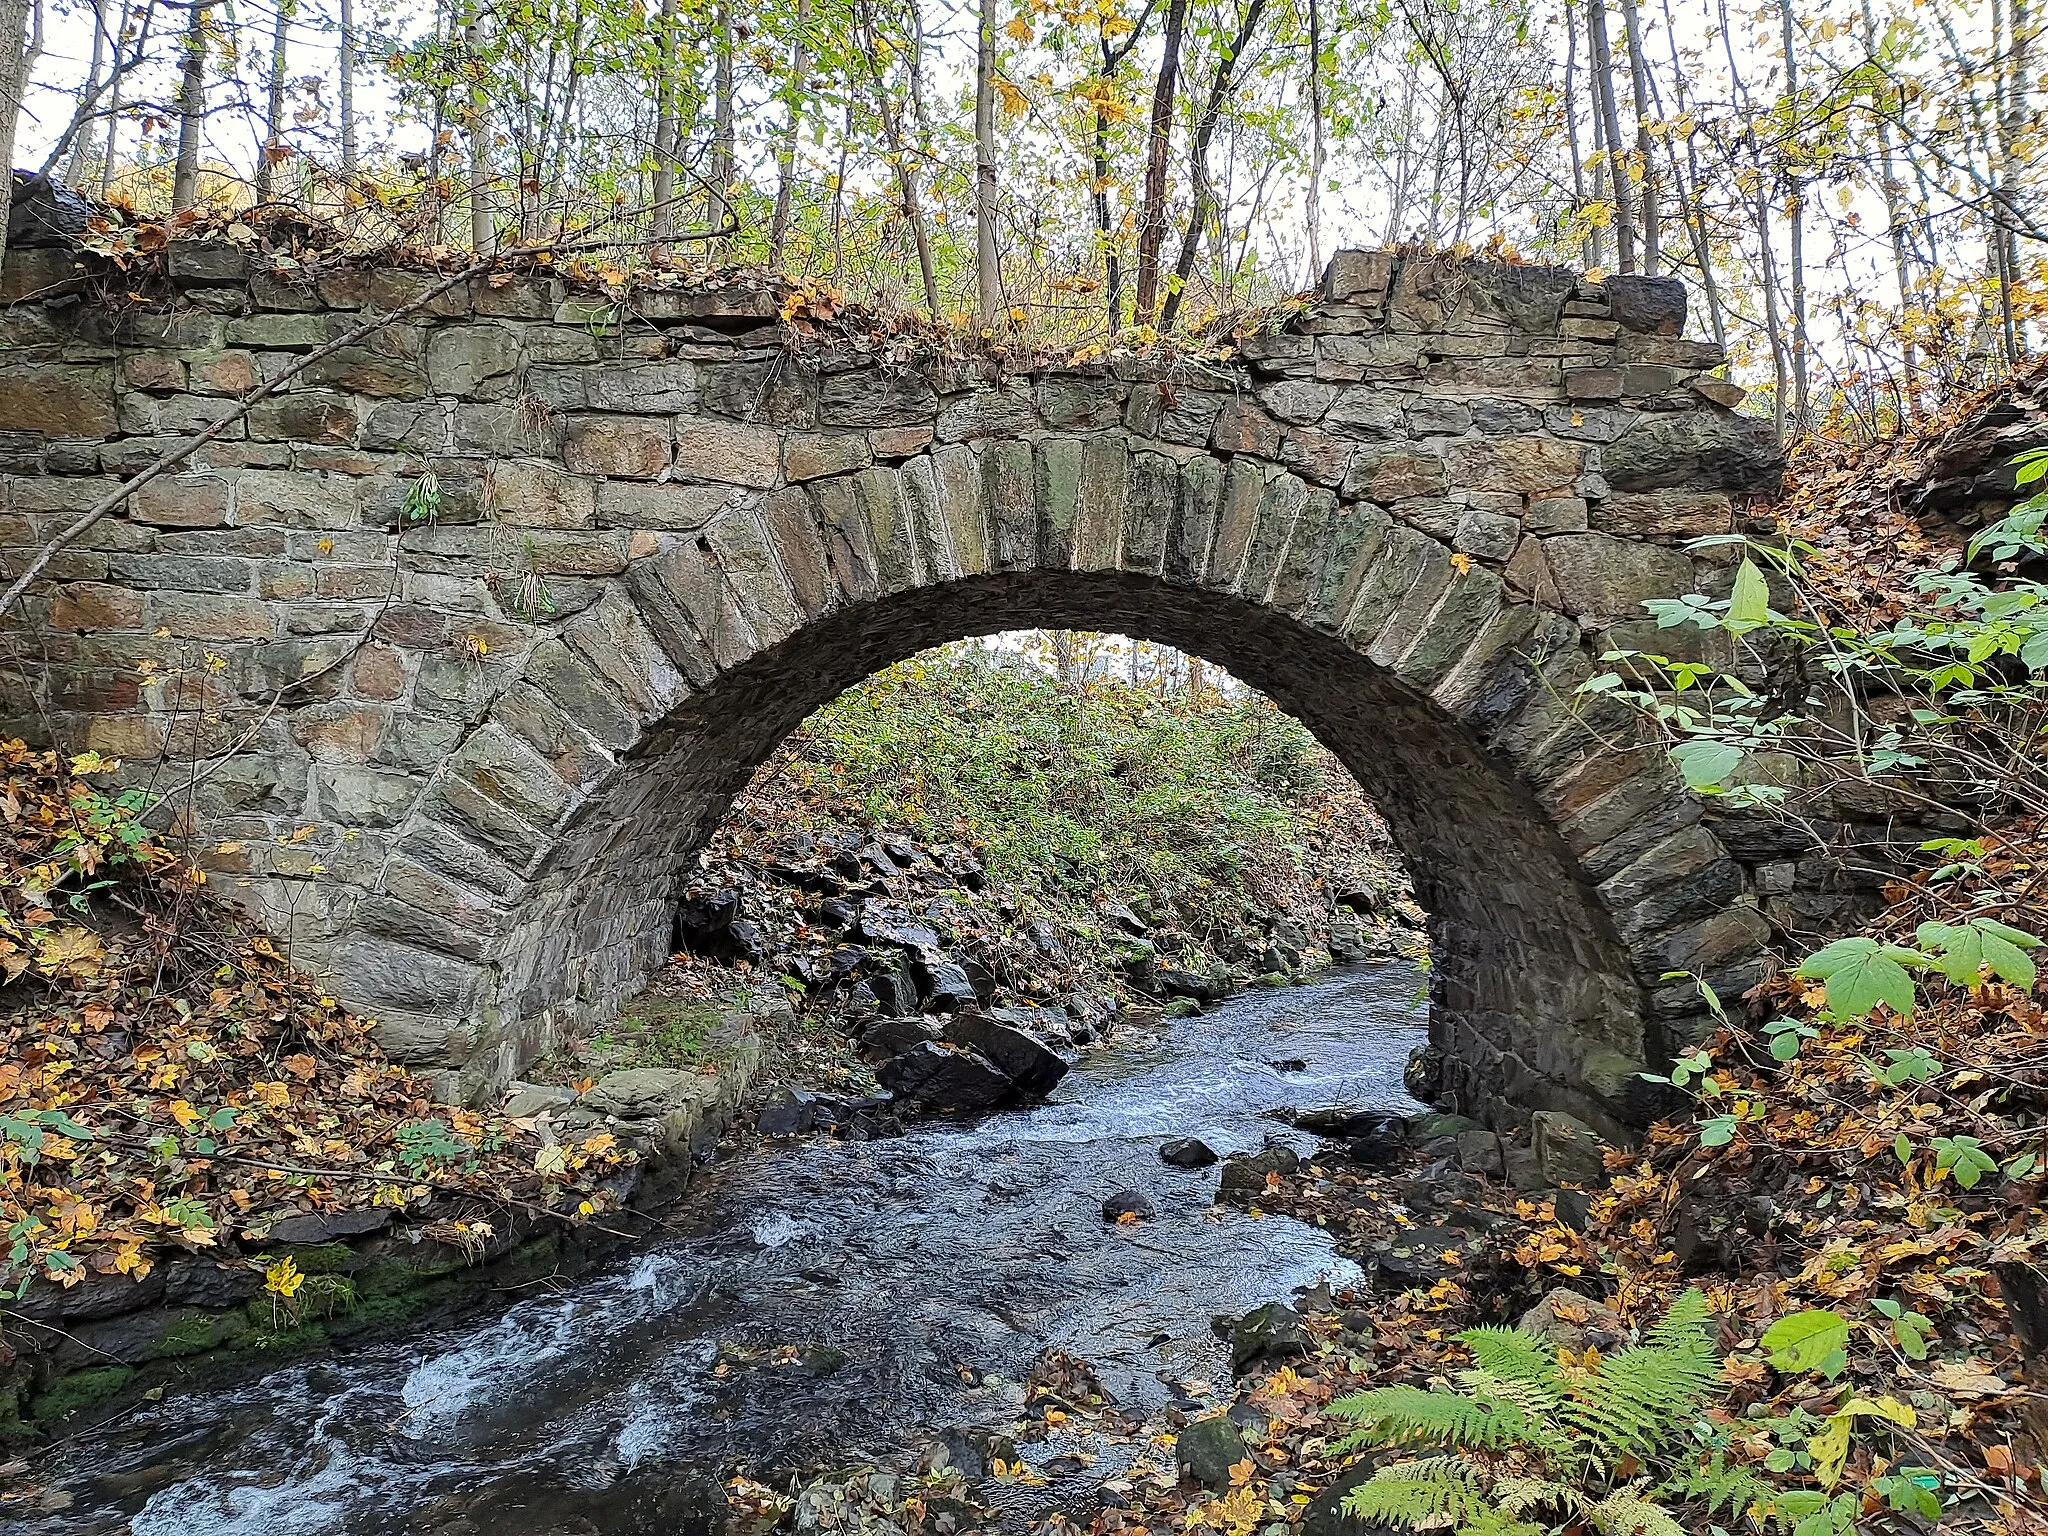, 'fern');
1333,1290,1742,1536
